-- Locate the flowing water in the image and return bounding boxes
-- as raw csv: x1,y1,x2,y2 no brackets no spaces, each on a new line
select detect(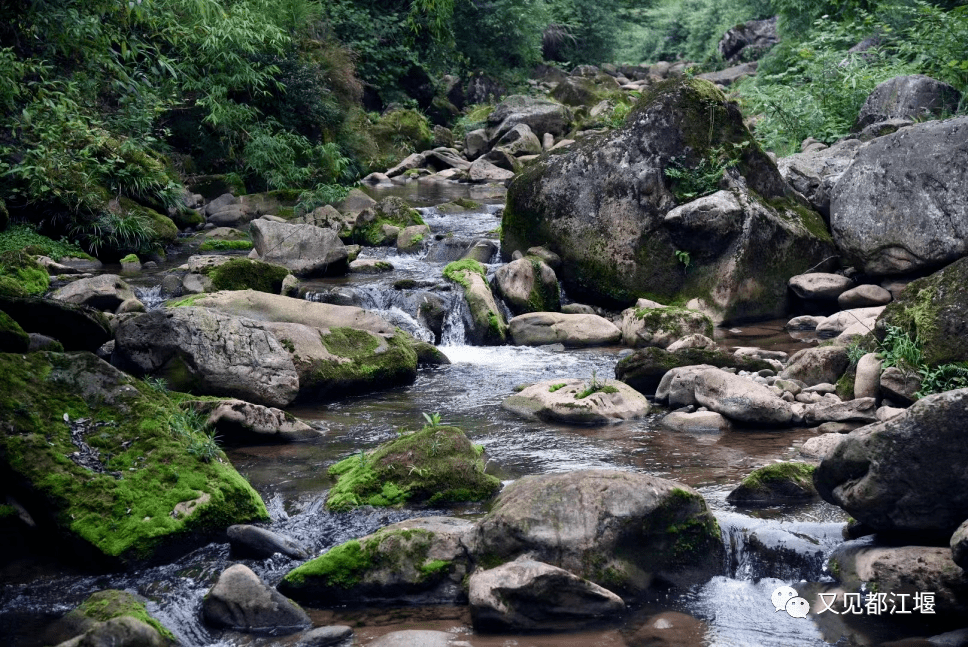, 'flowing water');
0,180,948,646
